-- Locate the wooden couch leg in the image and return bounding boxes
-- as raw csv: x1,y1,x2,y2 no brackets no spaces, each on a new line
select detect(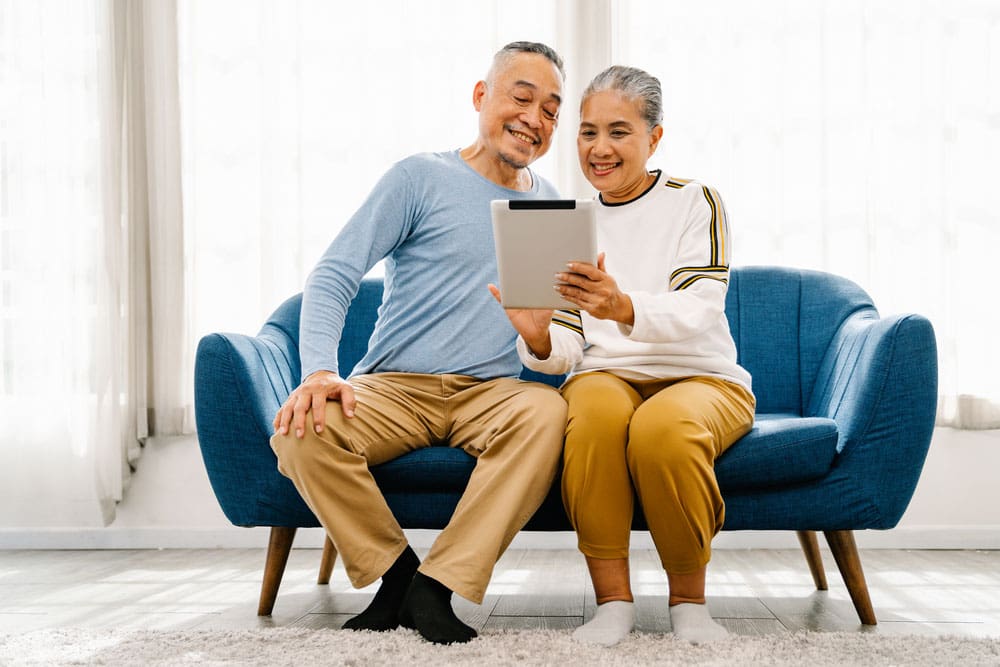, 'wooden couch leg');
258,526,296,616
824,529,877,625
317,536,337,585
796,530,828,590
